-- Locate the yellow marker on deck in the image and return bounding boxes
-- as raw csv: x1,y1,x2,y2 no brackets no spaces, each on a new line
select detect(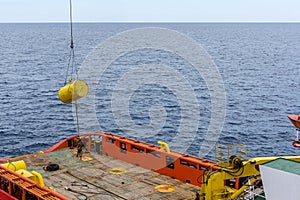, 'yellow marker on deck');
155,184,174,193
109,168,127,175
58,79,89,104
81,156,93,162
